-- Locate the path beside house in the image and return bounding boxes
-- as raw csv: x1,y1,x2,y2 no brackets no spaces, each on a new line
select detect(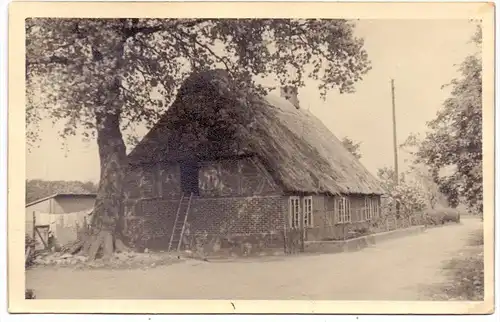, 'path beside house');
26,217,483,300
